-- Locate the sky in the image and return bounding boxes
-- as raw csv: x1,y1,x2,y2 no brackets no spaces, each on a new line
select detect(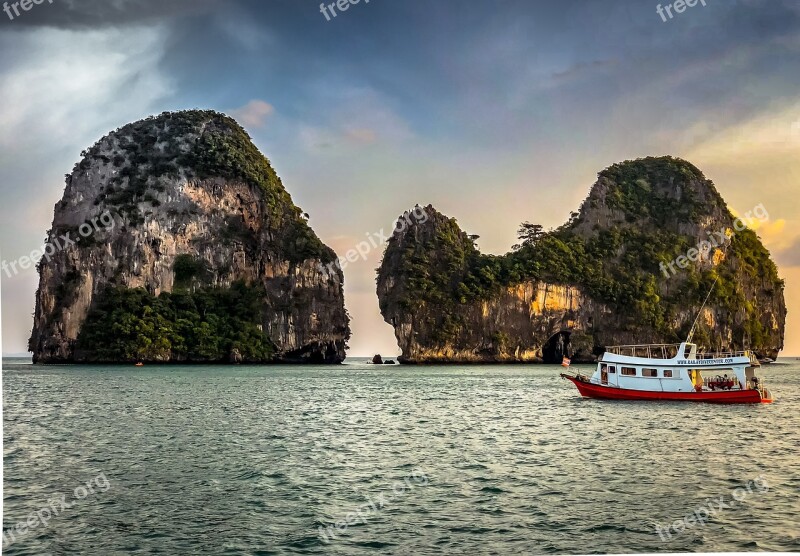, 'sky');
1,0,799,357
